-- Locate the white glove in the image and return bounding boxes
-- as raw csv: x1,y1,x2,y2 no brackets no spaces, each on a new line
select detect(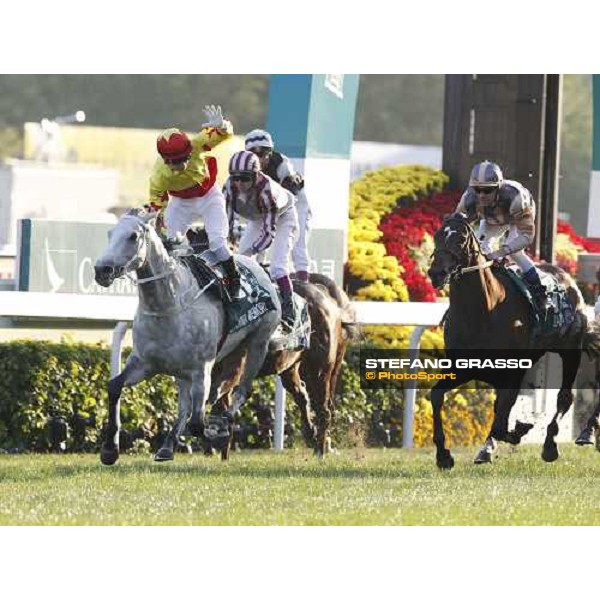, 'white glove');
202,104,225,129
488,246,509,261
